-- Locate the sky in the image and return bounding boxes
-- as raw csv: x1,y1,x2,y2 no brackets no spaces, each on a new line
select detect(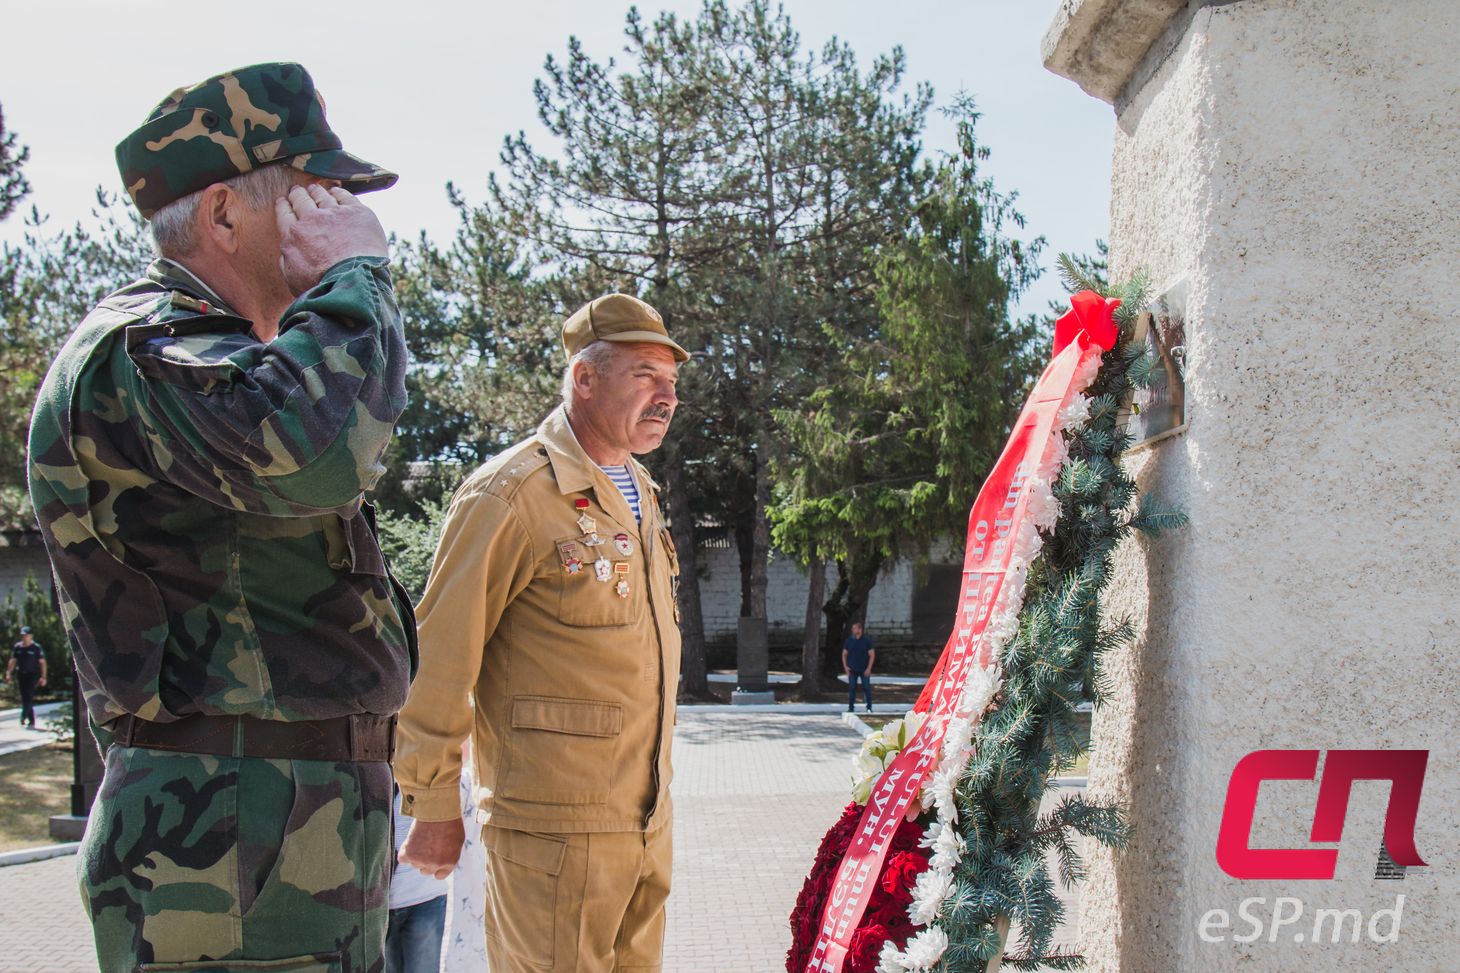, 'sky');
0,0,1114,320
